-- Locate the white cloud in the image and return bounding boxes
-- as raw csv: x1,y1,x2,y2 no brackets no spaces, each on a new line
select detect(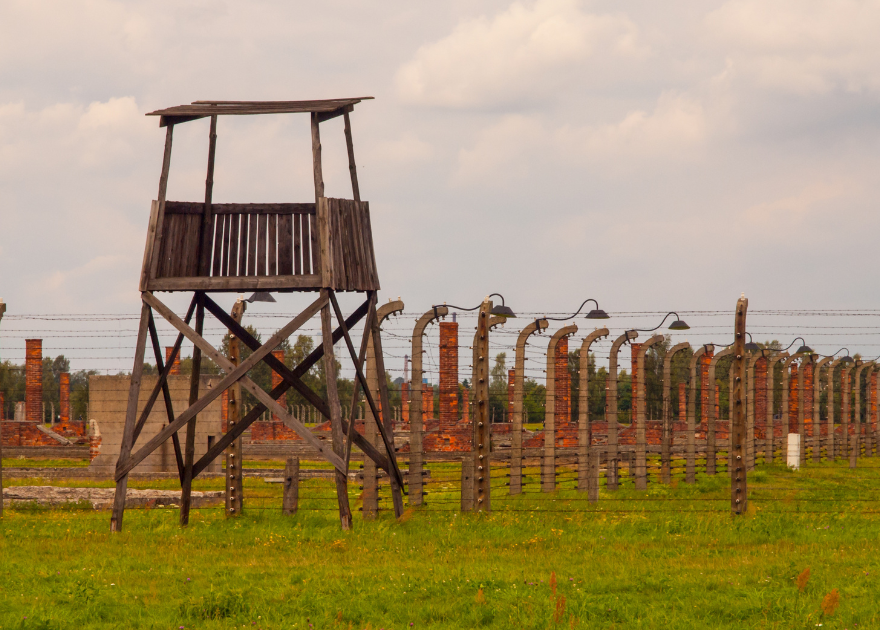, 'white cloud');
453,91,707,185
396,0,646,108
706,0,880,94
